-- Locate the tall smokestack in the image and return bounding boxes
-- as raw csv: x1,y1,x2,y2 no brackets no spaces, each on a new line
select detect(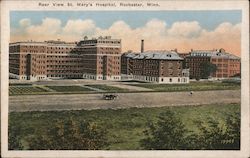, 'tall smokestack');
141,39,144,53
